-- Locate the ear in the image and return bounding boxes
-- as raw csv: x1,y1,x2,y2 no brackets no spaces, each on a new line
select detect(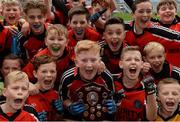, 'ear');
164,52,166,59
33,70,37,78
74,58,79,67
119,60,123,69
45,37,48,46
2,88,7,97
